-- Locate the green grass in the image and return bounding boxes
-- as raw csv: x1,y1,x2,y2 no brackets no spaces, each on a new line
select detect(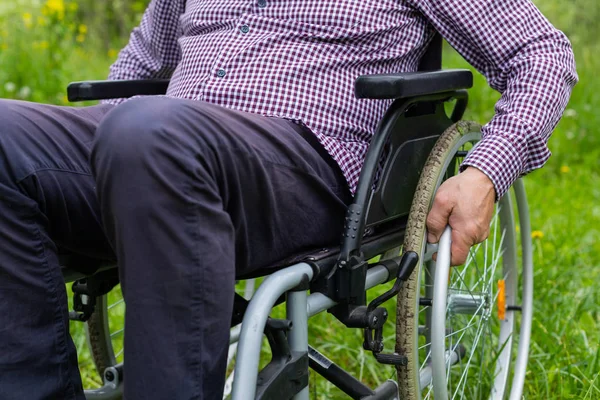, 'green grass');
3,0,600,398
